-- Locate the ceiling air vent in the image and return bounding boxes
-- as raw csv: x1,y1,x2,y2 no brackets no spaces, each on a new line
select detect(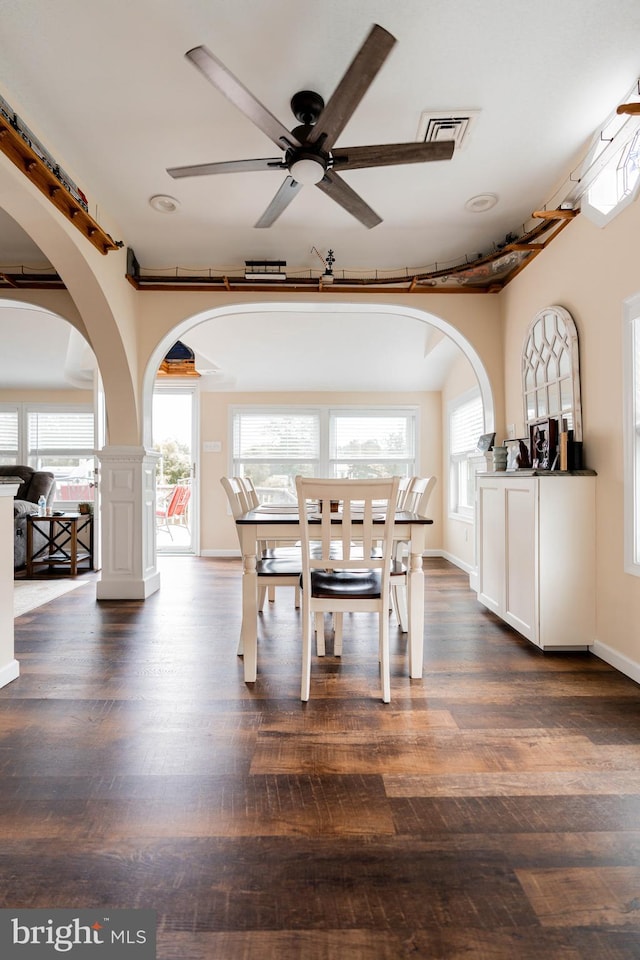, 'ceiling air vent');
416,110,480,151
